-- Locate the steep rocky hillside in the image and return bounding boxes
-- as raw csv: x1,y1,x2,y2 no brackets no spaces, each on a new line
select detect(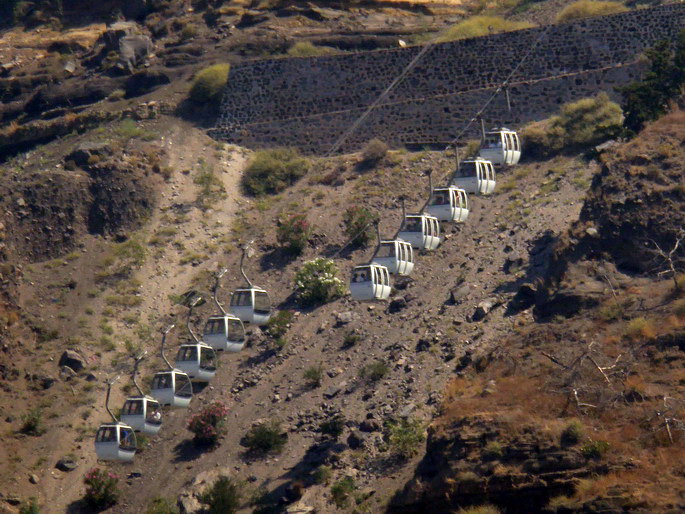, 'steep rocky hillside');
392,110,685,513
0,102,599,512
1,2,684,514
